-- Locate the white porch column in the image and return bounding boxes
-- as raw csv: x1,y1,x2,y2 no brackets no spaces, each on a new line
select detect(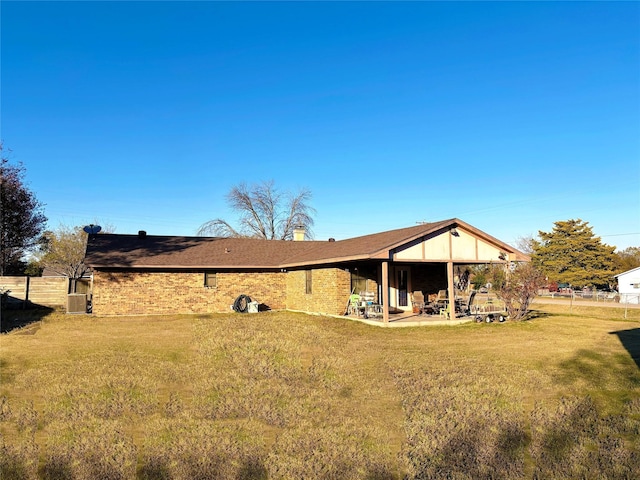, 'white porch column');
382,261,389,323
447,261,456,320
